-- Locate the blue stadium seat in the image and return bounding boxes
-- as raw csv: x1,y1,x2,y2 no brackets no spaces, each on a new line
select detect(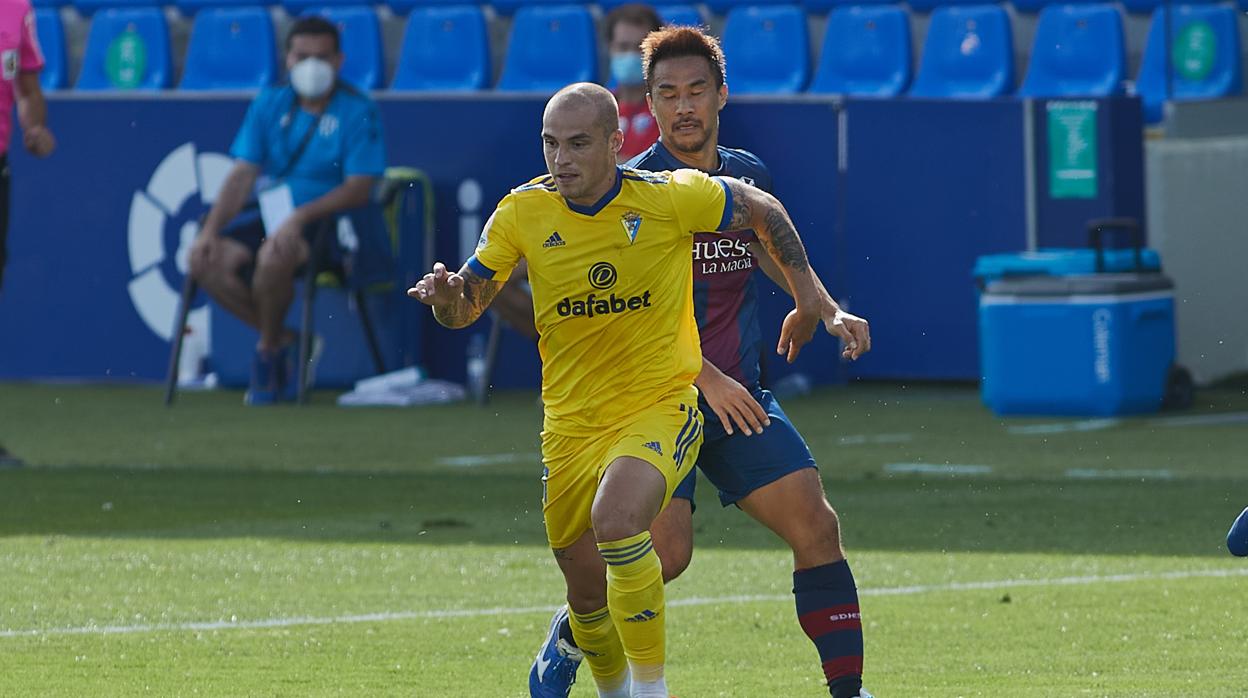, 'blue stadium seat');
285,0,371,12
302,7,384,90
1018,4,1126,97
175,0,266,15
1116,0,1217,13
498,5,596,92
74,0,159,15
1014,0,1123,12
33,9,66,90
180,7,276,90
599,0,706,8
721,5,809,94
77,8,171,90
392,5,489,91
707,0,791,14
908,0,953,11
810,4,911,95
660,4,704,26
1011,0,1051,12
488,0,521,14
388,0,487,14
490,0,574,16
910,4,1013,98
1136,4,1242,123
804,0,896,12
